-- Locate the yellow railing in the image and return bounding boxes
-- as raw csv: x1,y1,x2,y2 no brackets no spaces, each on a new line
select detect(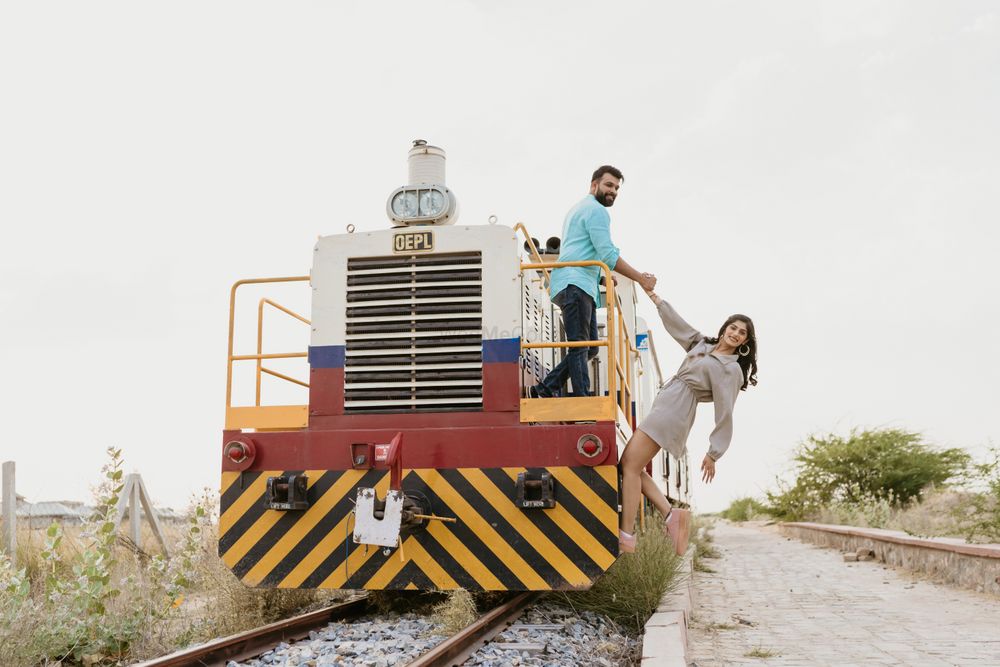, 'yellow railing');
226,276,310,431
519,260,636,425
